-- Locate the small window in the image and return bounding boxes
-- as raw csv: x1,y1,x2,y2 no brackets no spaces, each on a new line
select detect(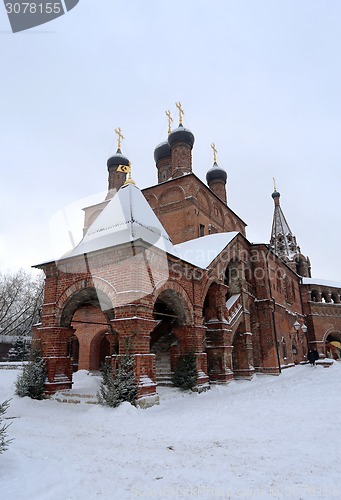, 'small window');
199,224,205,237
